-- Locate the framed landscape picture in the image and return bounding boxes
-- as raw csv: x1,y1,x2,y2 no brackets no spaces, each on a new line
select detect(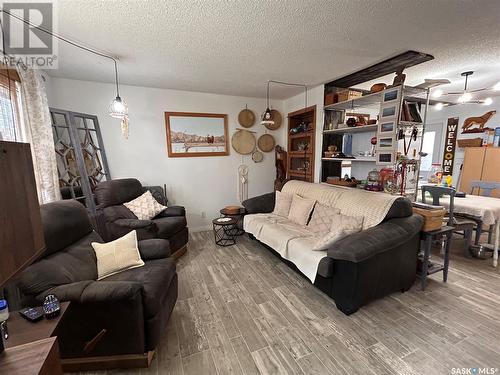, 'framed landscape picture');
165,112,229,157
